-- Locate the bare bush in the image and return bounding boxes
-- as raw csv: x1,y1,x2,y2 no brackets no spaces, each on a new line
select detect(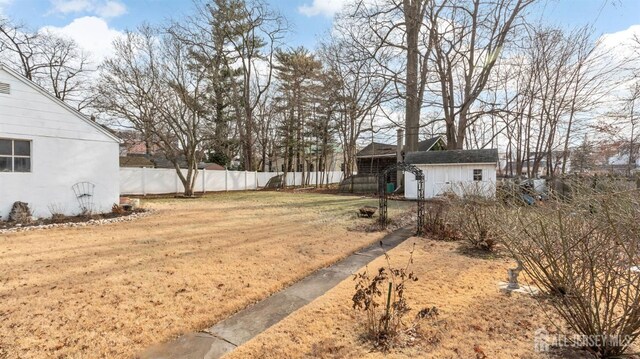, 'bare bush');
352,244,439,351
457,199,498,251
499,184,640,357
47,203,67,223
422,199,459,241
